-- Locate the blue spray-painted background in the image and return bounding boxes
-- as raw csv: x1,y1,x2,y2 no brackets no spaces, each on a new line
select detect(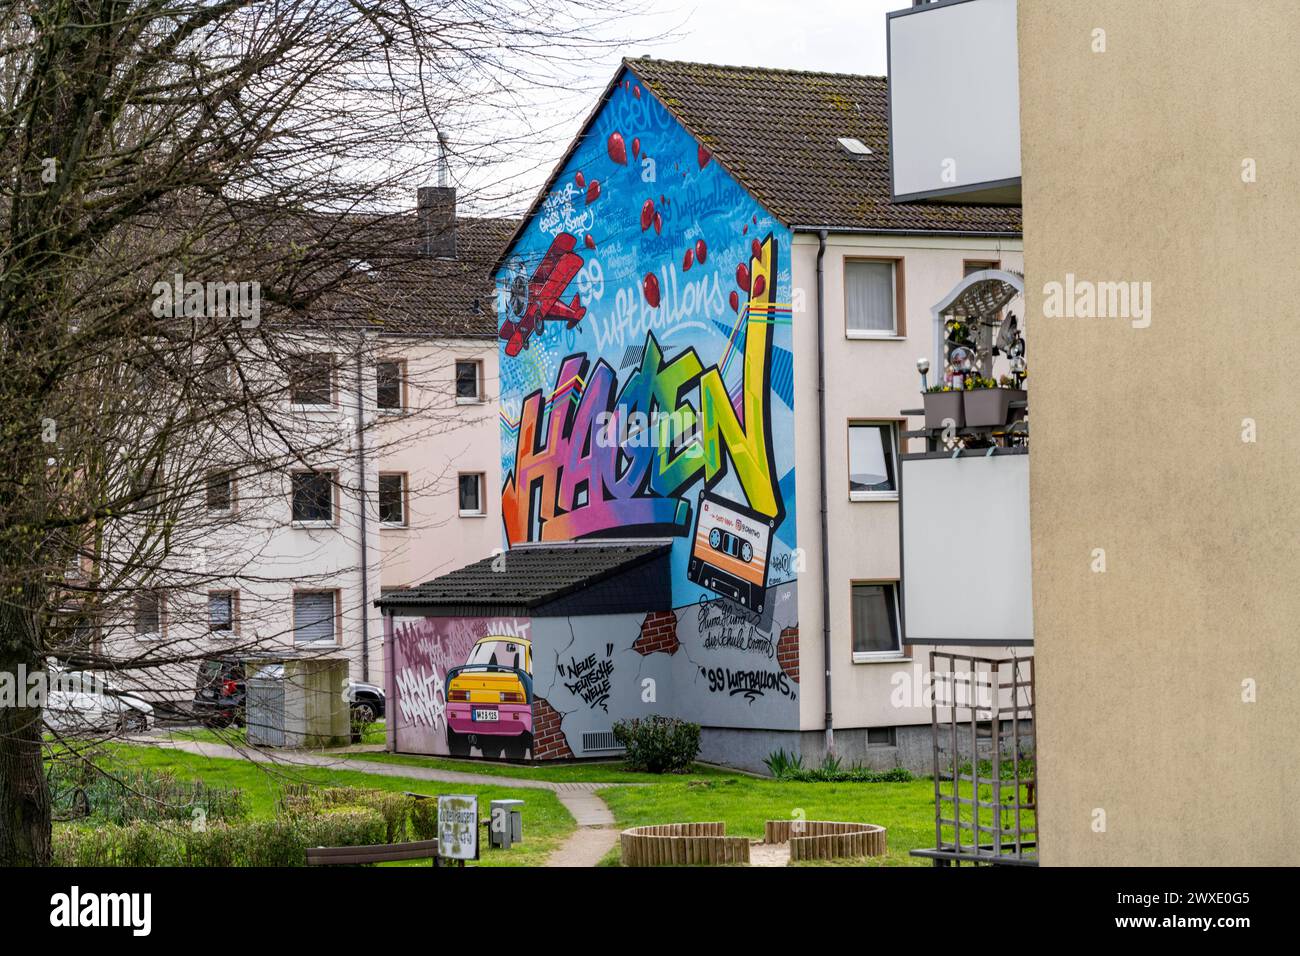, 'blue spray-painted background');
495,68,800,732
